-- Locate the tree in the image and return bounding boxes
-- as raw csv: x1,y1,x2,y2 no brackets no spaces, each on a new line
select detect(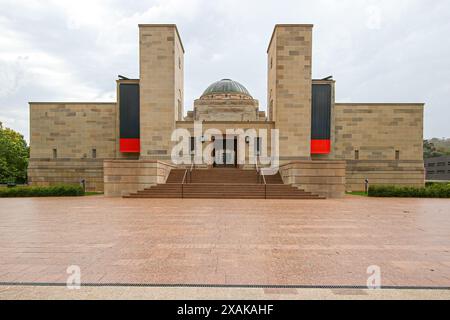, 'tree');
0,122,29,184
424,138,450,159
